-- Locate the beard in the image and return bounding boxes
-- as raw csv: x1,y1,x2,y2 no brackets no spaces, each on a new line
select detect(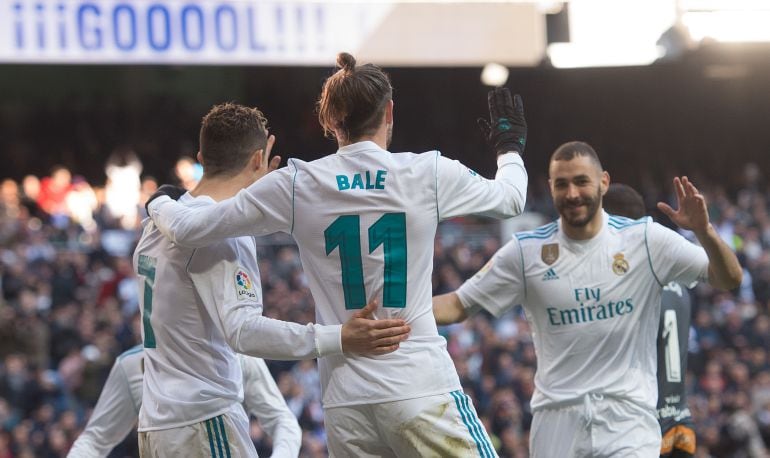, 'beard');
386,122,393,148
555,185,602,228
